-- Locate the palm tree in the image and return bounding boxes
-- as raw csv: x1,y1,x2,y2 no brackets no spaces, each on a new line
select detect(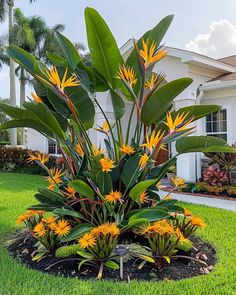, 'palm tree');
0,0,37,146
